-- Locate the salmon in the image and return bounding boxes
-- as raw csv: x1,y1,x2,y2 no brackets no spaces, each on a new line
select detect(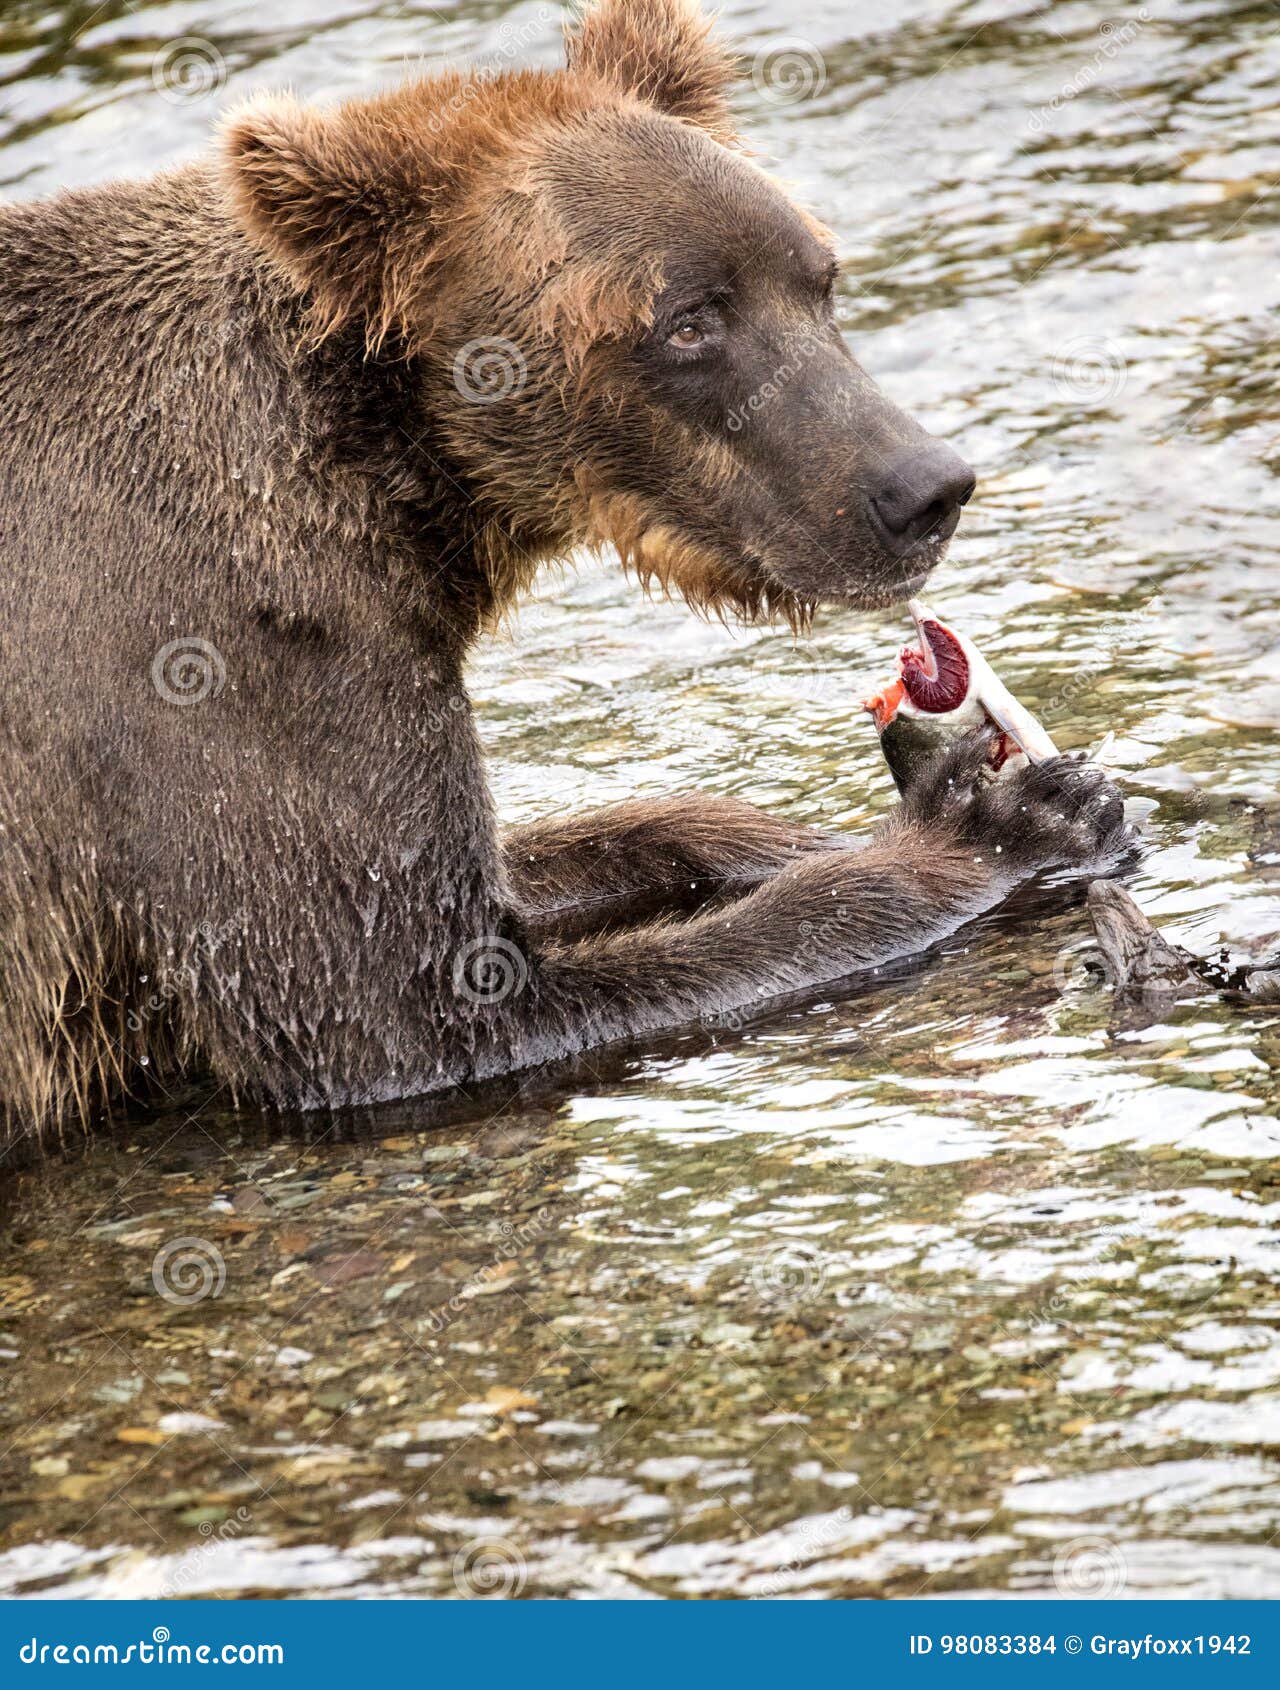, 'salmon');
863,600,1058,794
